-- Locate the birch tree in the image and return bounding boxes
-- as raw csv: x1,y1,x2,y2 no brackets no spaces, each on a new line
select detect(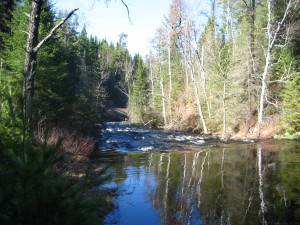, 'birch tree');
257,0,297,133
186,21,208,133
